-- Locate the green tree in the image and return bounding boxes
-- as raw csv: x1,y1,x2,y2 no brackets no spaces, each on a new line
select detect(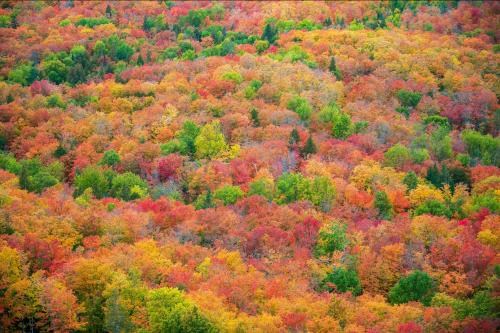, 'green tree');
403,171,418,192
111,172,148,201
275,172,307,204
384,144,410,168
146,287,216,333
29,171,58,194
194,189,215,210
247,178,274,201
74,166,112,199
429,127,452,161
194,121,228,160
389,270,437,306
288,128,301,147
100,150,121,167
41,57,68,84
374,191,393,220
8,62,38,86
177,121,200,157
323,267,362,295
214,185,244,206
105,4,112,18
307,176,336,212
414,200,452,218
287,96,312,121
250,108,260,127
396,89,422,108
314,222,348,256
328,56,342,80
261,22,278,44
300,135,317,158
461,130,500,167
332,112,352,140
